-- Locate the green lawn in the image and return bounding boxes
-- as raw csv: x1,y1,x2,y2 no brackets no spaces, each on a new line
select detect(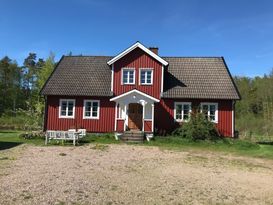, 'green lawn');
0,130,272,159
